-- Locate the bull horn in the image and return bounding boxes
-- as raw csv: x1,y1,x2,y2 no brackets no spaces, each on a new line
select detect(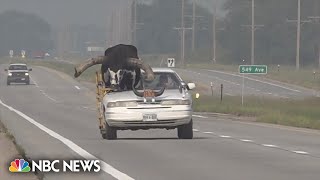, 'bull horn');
132,86,144,97
74,56,106,78
154,87,165,97
127,58,155,81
